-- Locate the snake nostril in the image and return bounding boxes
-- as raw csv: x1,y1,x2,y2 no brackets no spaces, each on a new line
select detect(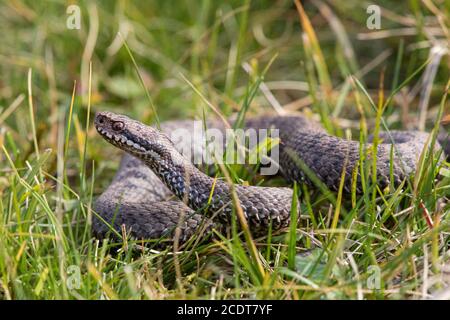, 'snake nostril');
97,115,105,124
